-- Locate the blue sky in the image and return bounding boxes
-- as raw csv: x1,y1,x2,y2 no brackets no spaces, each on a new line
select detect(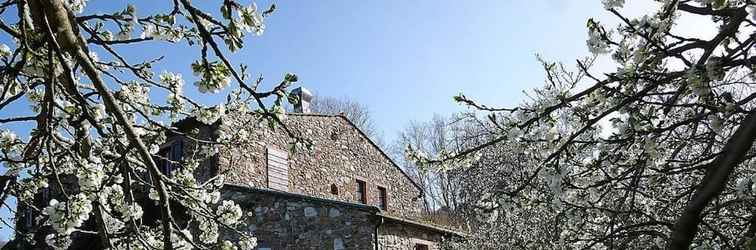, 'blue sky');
233,0,610,138
0,0,678,241
1,0,646,140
